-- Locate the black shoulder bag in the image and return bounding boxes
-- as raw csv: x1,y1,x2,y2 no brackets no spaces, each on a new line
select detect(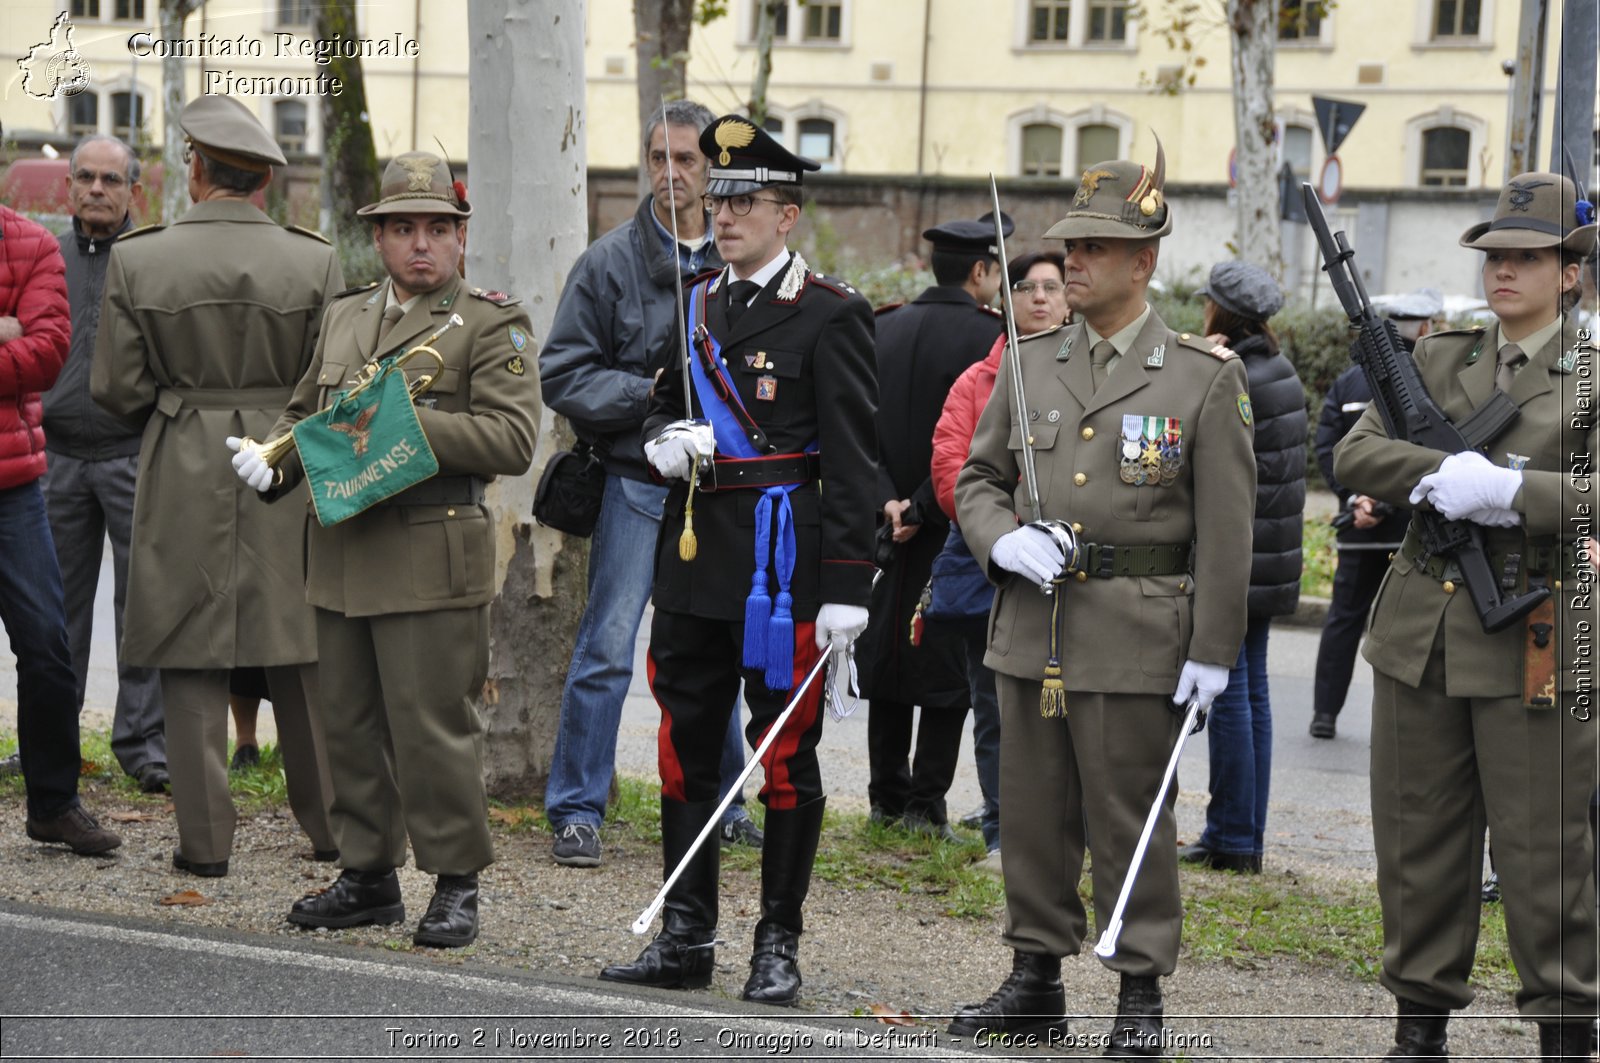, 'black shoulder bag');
533,436,611,537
